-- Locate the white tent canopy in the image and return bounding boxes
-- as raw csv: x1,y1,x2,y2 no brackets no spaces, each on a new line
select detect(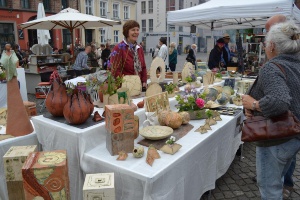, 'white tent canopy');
167,0,295,30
